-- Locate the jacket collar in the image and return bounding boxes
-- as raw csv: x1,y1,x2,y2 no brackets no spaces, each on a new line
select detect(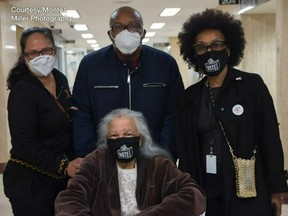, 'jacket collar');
21,68,61,86
182,67,244,106
109,44,153,70
104,147,149,212
104,147,147,181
